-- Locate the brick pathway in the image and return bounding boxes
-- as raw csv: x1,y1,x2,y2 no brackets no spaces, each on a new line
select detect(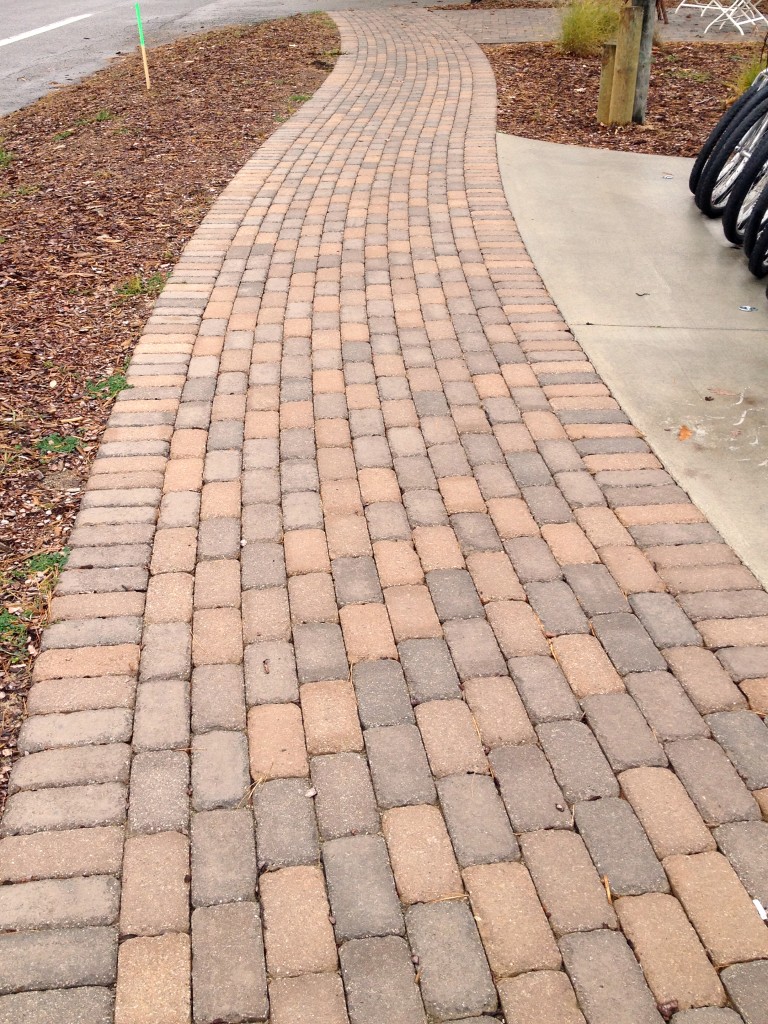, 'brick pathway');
1,8,768,1024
